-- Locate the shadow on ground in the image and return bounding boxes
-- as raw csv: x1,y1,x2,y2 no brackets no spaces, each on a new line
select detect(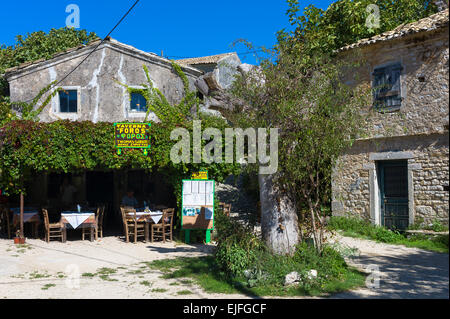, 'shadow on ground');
332,248,449,299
